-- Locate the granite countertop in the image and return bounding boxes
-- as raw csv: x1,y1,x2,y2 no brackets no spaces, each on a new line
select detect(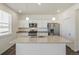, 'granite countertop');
17,31,48,33
15,36,71,43
17,27,48,33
